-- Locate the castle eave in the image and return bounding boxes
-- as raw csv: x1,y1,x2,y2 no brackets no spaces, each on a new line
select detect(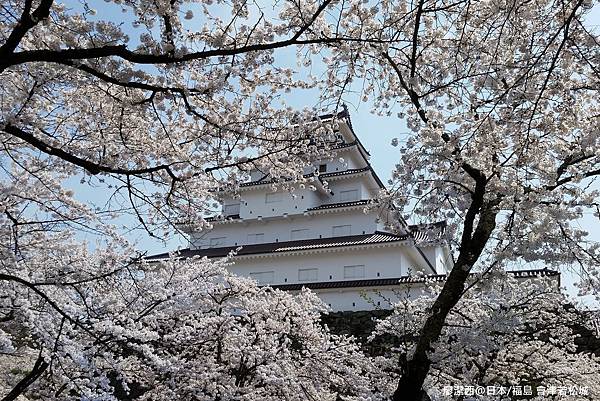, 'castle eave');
145,231,411,261
266,269,560,291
